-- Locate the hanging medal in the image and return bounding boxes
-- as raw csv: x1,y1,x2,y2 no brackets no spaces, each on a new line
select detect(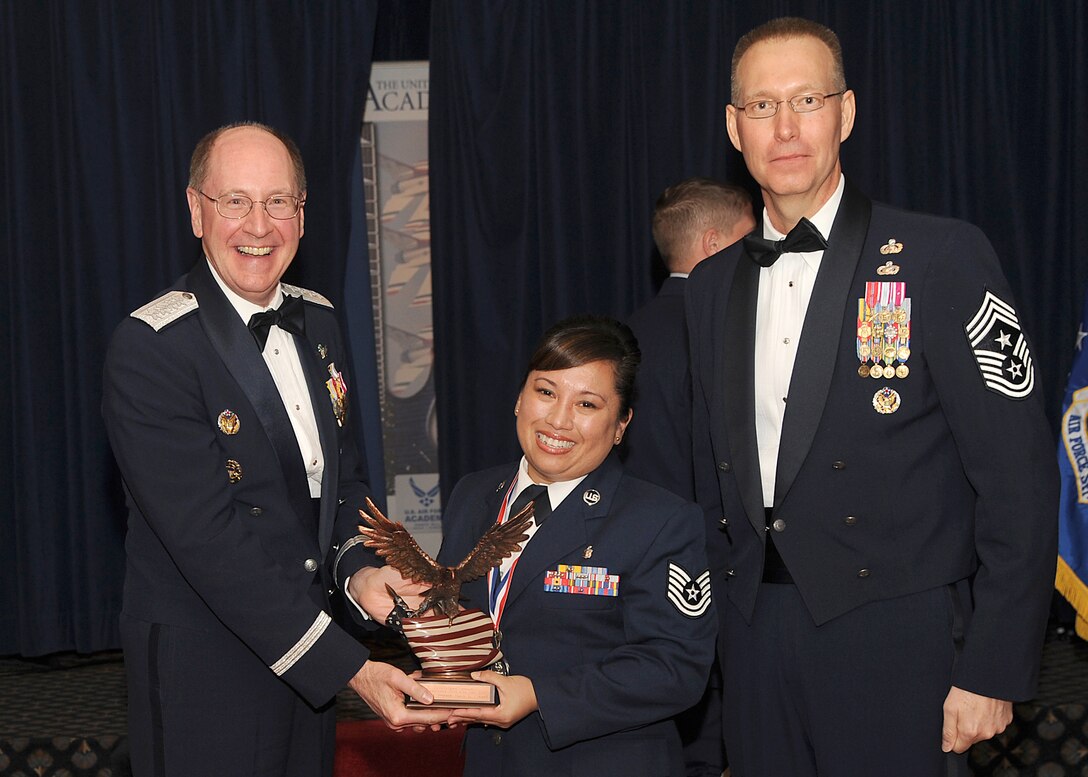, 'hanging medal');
864,282,883,379
856,297,872,377
896,296,912,378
